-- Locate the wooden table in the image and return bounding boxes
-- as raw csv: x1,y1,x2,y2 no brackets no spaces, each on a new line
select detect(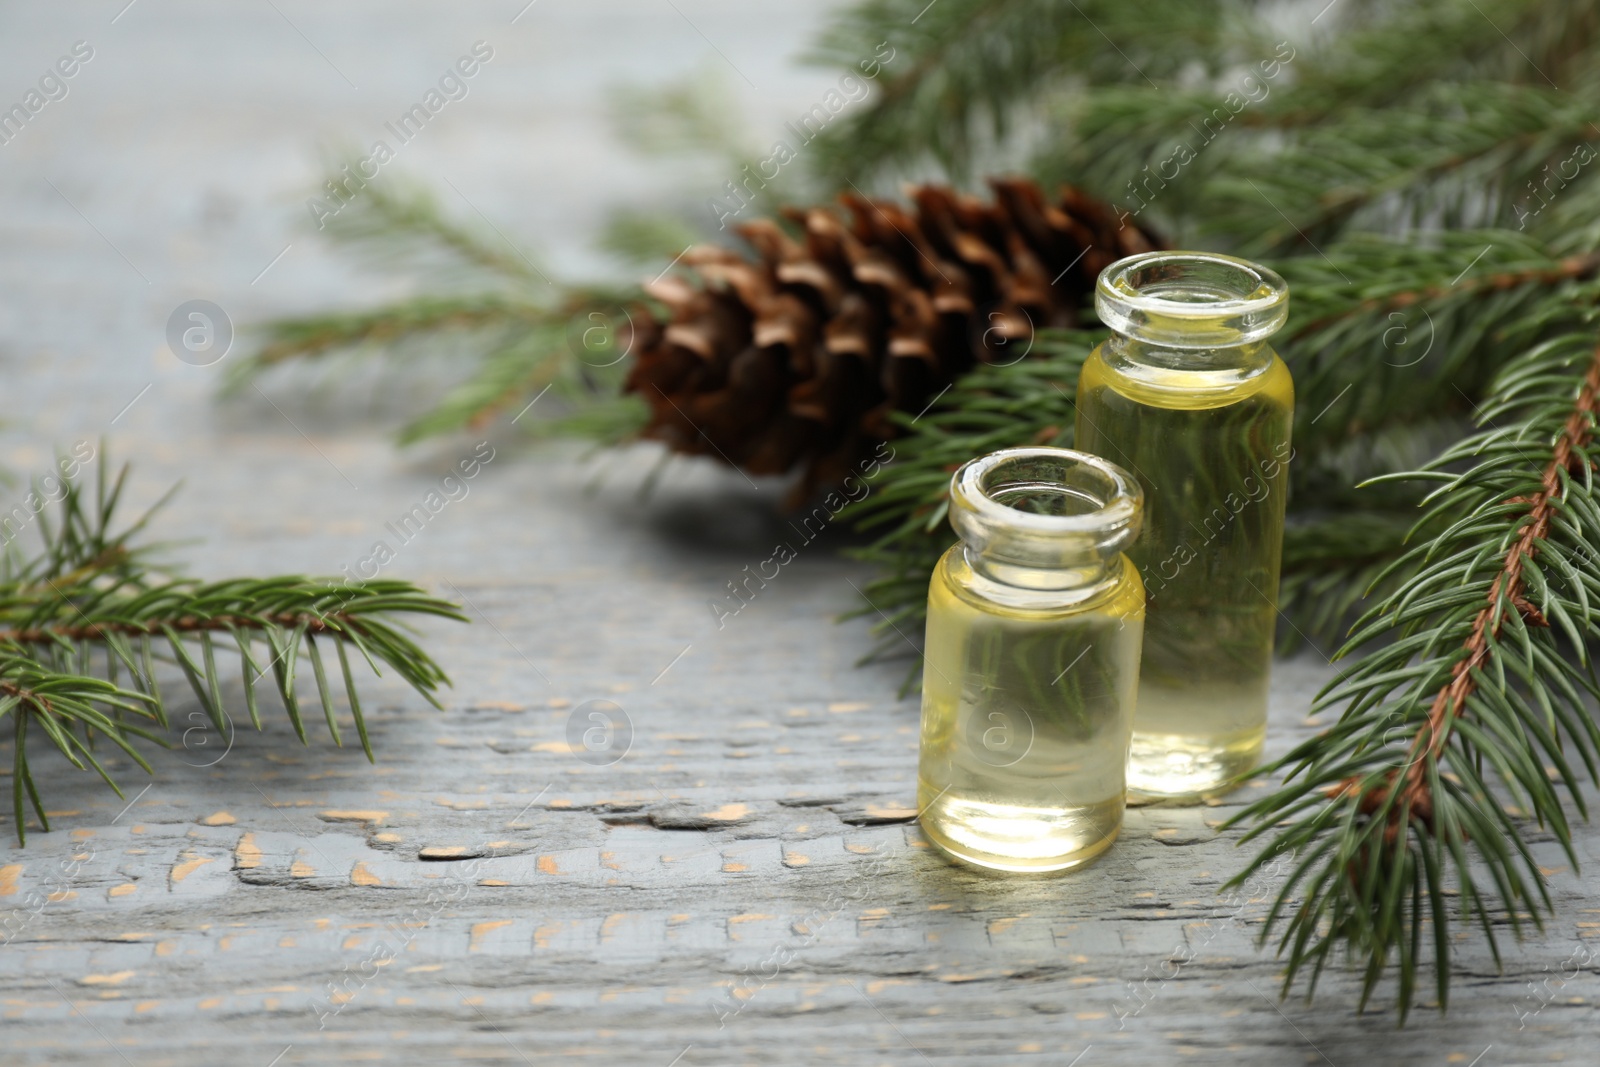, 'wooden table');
1,2,1595,1063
